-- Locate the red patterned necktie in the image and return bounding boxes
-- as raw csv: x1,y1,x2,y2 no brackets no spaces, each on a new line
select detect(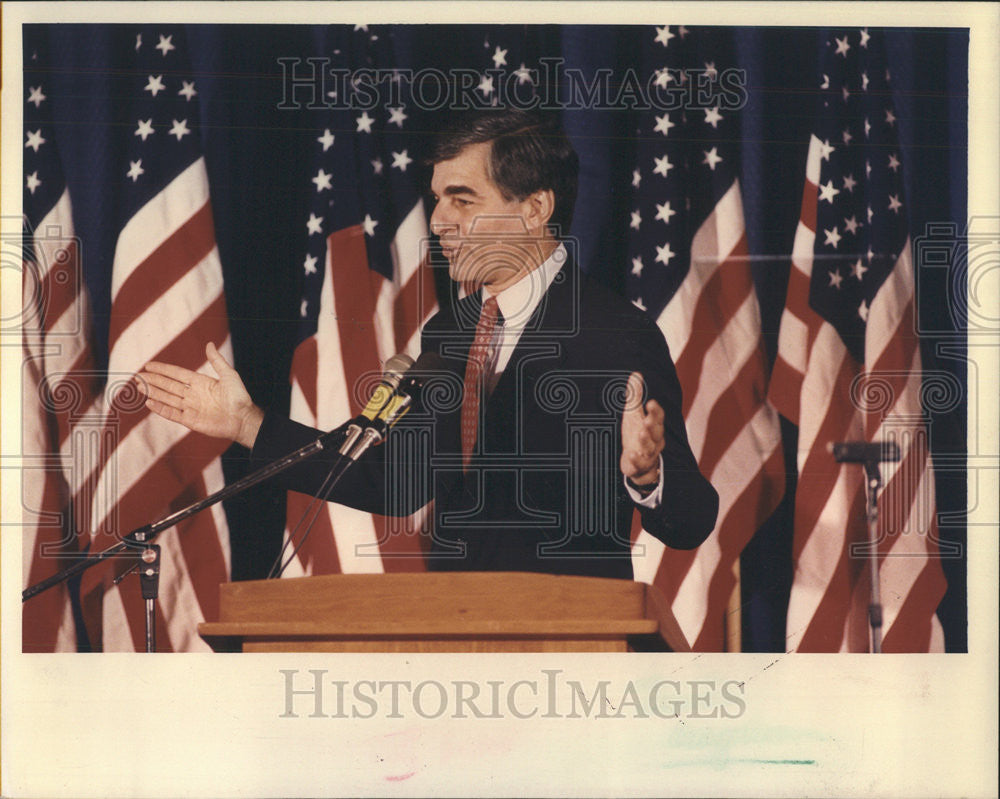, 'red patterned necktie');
461,295,499,469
